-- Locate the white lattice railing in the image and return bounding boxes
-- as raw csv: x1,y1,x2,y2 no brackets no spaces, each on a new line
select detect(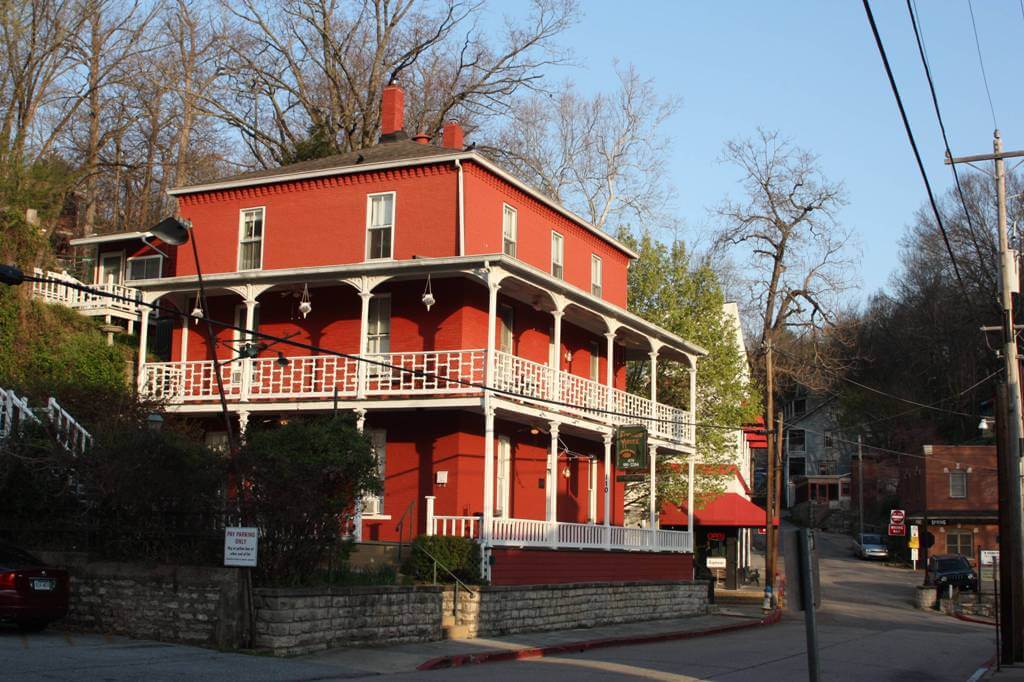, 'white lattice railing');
30,269,140,317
